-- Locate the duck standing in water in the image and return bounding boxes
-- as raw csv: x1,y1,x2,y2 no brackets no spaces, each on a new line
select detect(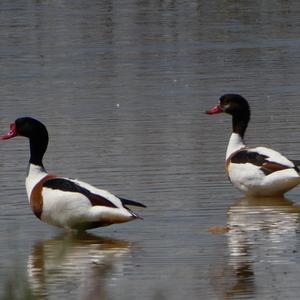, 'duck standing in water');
1,117,146,230
206,94,300,196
